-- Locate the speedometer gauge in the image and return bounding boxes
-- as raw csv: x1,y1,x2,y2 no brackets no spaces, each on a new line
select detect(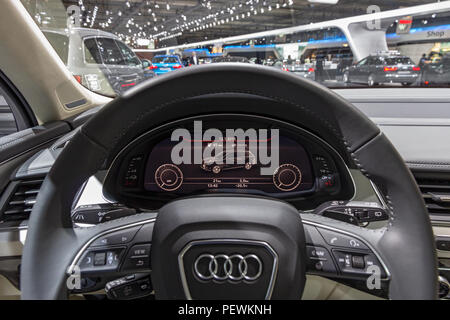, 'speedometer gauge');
273,164,302,192
155,164,183,191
